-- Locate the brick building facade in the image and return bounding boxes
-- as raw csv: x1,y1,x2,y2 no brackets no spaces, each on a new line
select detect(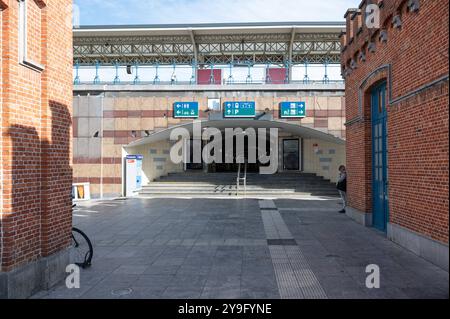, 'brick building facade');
0,0,73,298
341,0,449,270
